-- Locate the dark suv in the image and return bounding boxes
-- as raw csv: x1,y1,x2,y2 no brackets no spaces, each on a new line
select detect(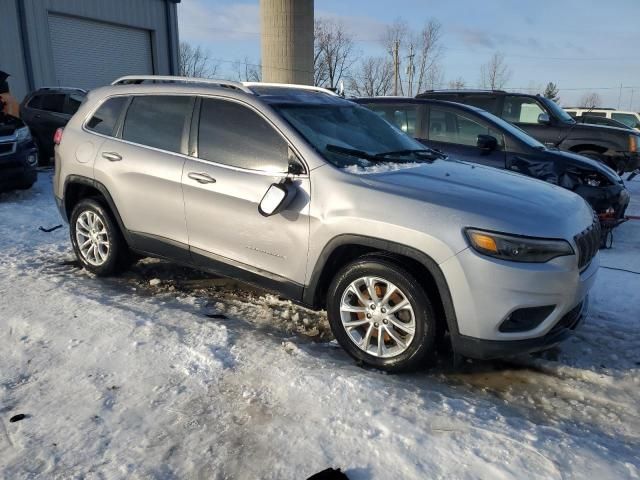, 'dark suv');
416,90,640,173
355,97,629,225
0,112,38,191
20,87,86,164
